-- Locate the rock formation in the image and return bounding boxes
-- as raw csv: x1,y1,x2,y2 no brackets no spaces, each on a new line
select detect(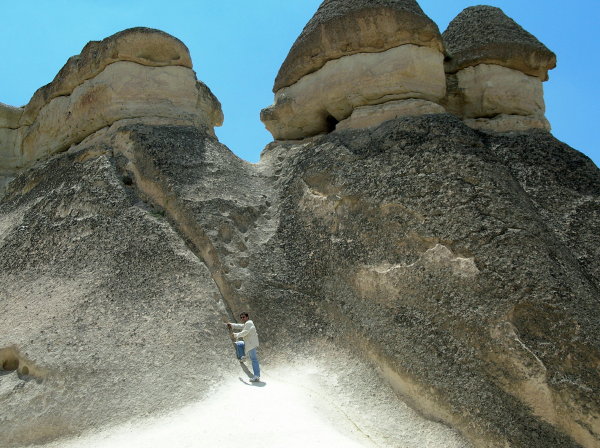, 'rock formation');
442,6,556,132
0,27,223,195
0,103,23,192
1,3,600,448
260,0,447,139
